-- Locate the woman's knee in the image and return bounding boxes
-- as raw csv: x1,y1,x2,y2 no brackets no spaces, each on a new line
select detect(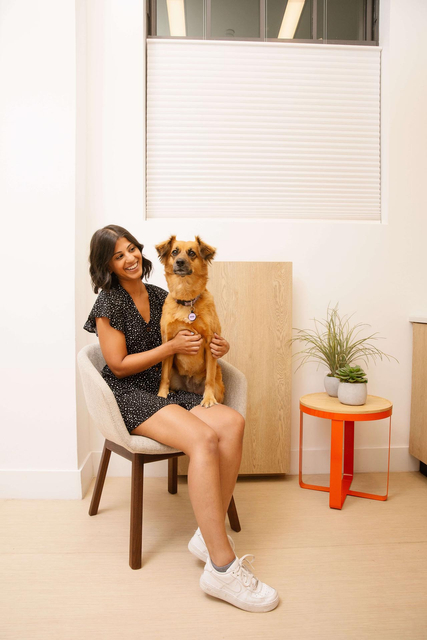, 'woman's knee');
212,410,245,446
190,405,245,444
226,410,245,442
190,425,219,457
